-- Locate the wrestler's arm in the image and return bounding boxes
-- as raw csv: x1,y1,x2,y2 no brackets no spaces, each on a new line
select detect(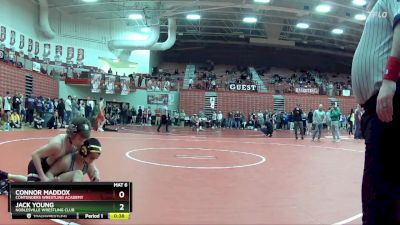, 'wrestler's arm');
45,154,71,181
31,137,61,182
89,164,100,182
86,164,100,182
